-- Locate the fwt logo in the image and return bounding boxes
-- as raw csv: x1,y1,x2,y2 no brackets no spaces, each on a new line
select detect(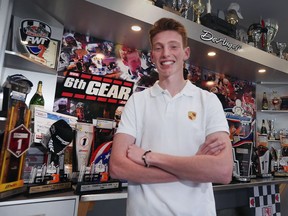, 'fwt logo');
19,19,52,58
